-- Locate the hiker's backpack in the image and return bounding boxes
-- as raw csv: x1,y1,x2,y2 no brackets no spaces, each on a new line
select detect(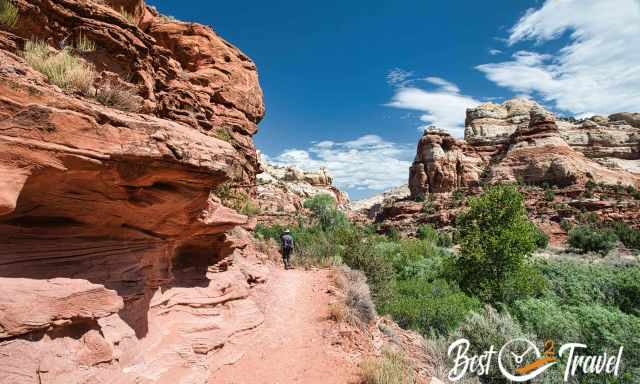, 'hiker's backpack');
282,235,293,250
